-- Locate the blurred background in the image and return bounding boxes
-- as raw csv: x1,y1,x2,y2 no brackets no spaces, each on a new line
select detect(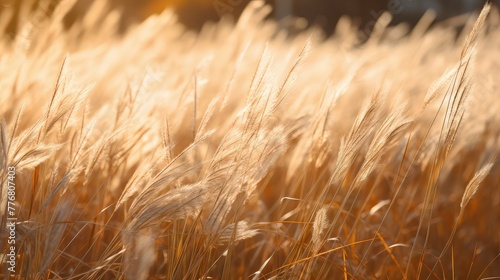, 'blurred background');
1,0,497,35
